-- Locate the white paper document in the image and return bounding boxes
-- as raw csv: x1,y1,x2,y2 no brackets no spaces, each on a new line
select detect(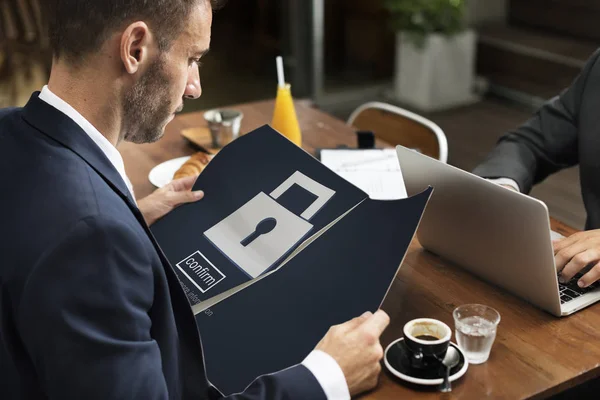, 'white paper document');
320,149,408,200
